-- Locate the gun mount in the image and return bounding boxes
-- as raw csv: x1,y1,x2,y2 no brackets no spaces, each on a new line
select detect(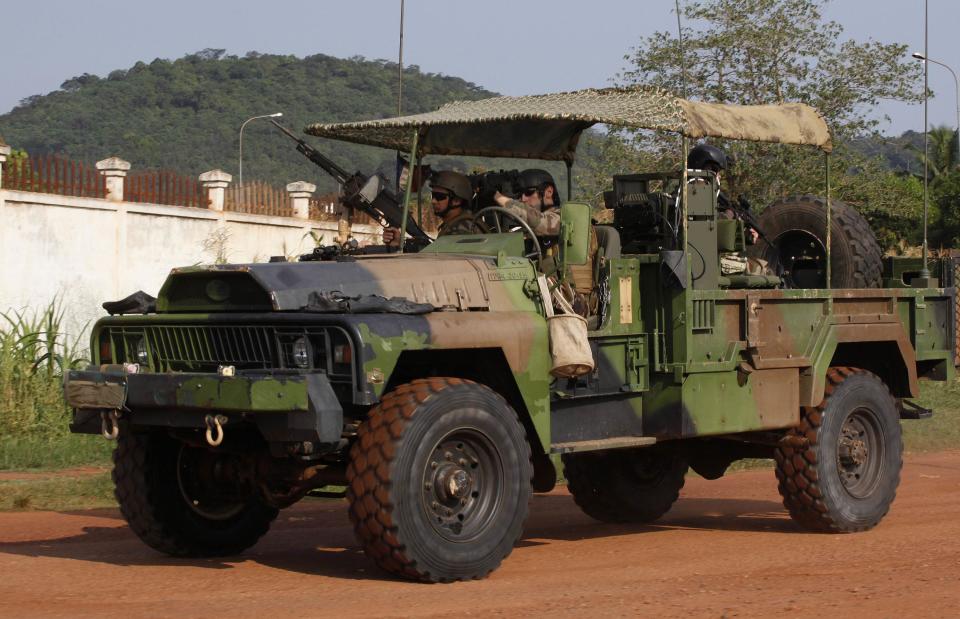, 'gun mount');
270,121,431,244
